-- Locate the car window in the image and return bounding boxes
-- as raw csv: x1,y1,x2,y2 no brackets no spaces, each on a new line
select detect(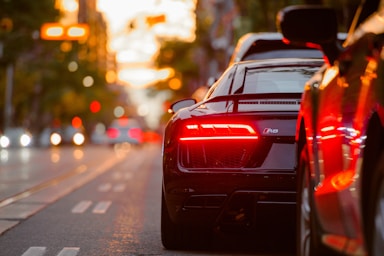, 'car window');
204,65,236,99
234,66,319,94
